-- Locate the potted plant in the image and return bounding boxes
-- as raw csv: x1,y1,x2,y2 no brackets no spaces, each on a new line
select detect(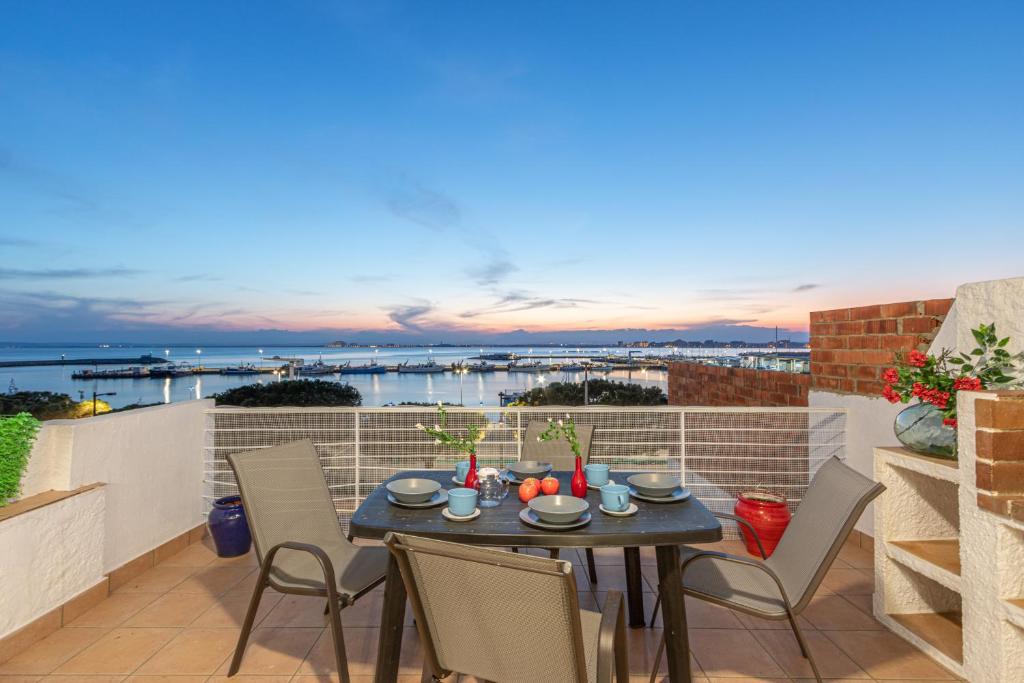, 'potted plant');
0,412,41,506
881,323,1023,459
416,403,489,489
